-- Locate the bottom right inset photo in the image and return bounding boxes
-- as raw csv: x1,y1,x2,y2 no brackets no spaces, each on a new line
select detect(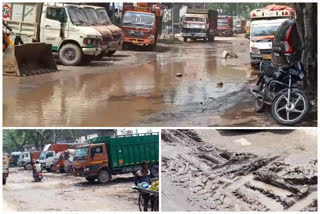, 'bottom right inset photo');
161,129,317,212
